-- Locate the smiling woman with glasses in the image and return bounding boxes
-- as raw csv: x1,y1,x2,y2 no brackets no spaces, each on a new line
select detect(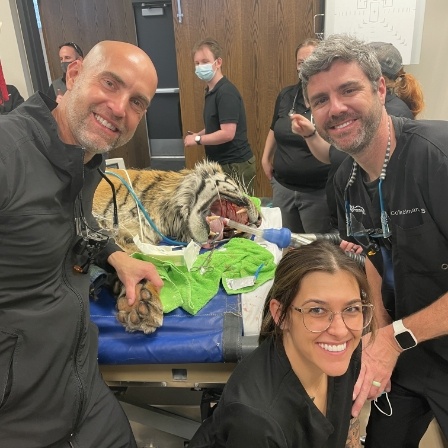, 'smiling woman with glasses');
188,240,376,448
292,302,374,333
